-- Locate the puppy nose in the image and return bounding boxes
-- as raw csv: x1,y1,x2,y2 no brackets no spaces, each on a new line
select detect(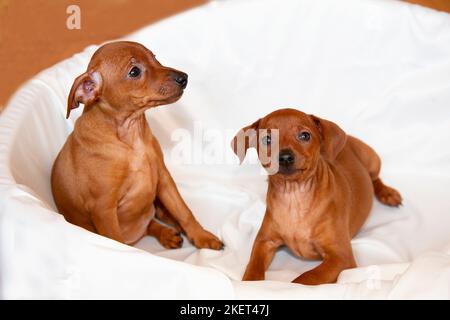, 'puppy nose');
172,72,188,89
279,149,295,166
